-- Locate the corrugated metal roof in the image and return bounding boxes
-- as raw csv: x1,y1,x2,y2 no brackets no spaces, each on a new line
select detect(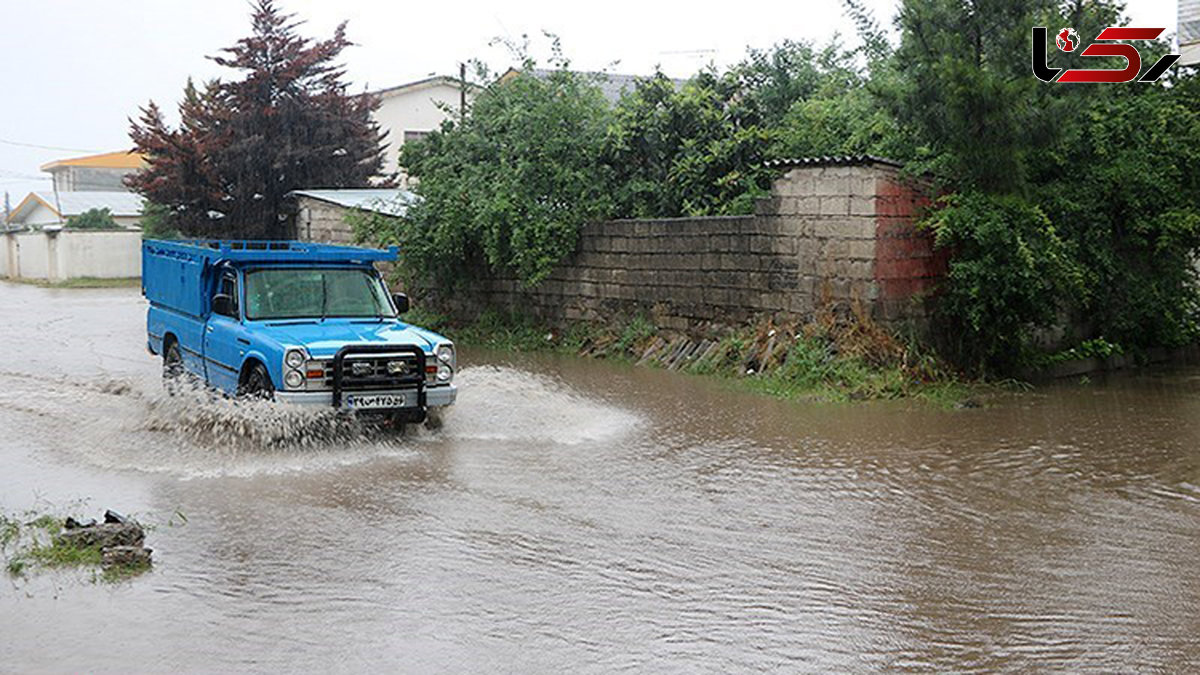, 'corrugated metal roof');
765,155,904,170
288,189,417,216
35,191,144,217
